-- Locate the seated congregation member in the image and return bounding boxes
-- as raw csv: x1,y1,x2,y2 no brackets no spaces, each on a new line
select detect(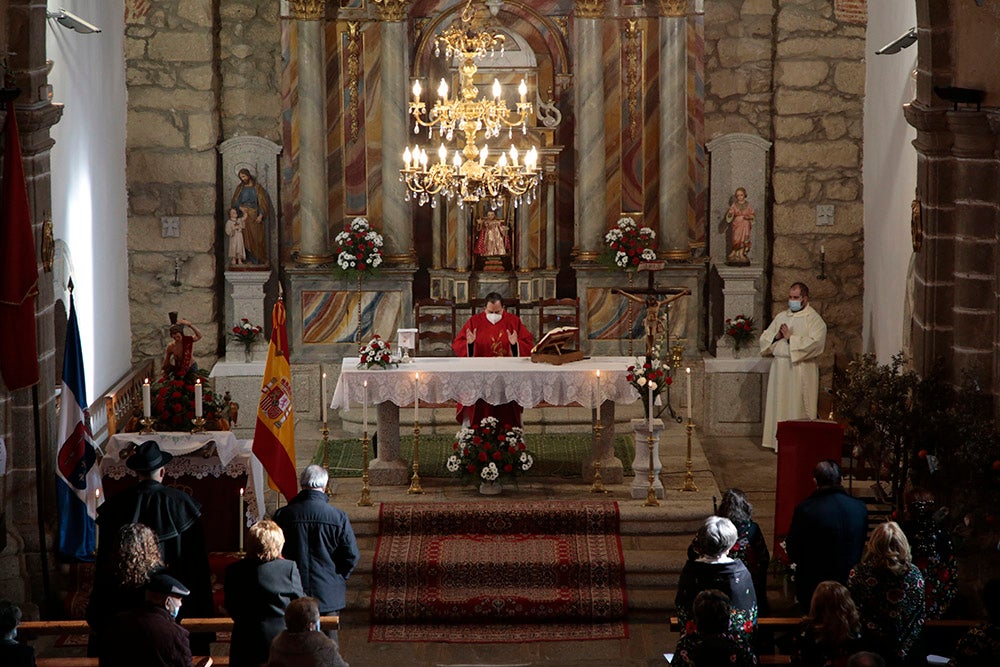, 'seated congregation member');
671,589,757,666
0,599,35,667
848,522,925,667
791,580,865,667
675,516,757,643
688,488,771,615
900,487,958,619
949,578,1000,667
451,292,533,427
100,573,194,667
86,522,164,656
269,597,349,667
274,465,359,638
848,653,886,667
225,519,304,667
